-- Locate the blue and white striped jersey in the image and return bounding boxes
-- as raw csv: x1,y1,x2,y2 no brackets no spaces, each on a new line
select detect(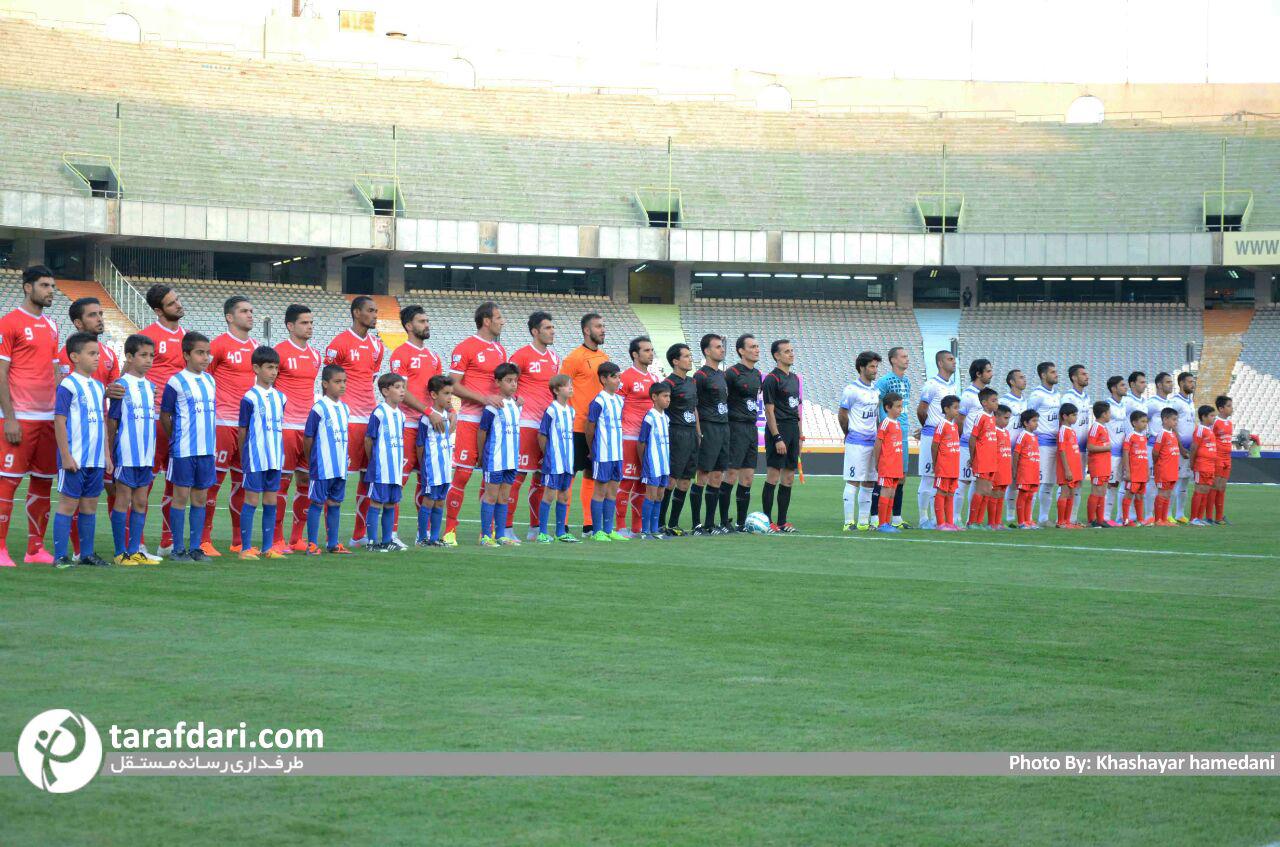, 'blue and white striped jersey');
538,401,575,476
304,396,350,480
55,372,106,468
239,385,286,473
639,408,670,479
417,413,453,487
587,391,624,463
480,398,521,472
365,402,406,485
162,370,217,458
109,373,156,469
